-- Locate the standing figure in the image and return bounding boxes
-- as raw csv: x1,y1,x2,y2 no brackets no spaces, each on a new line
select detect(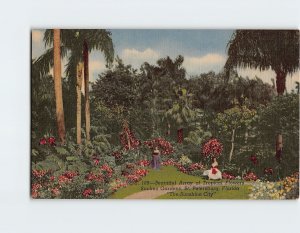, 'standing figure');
151,146,161,169
203,157,222,180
